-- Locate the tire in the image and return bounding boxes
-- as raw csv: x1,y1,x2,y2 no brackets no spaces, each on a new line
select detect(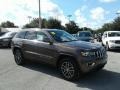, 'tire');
8,41,12,48
58,58,81,81
101,42,104,46
96,64,105,71
14,49,25,65
106,43,110,51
